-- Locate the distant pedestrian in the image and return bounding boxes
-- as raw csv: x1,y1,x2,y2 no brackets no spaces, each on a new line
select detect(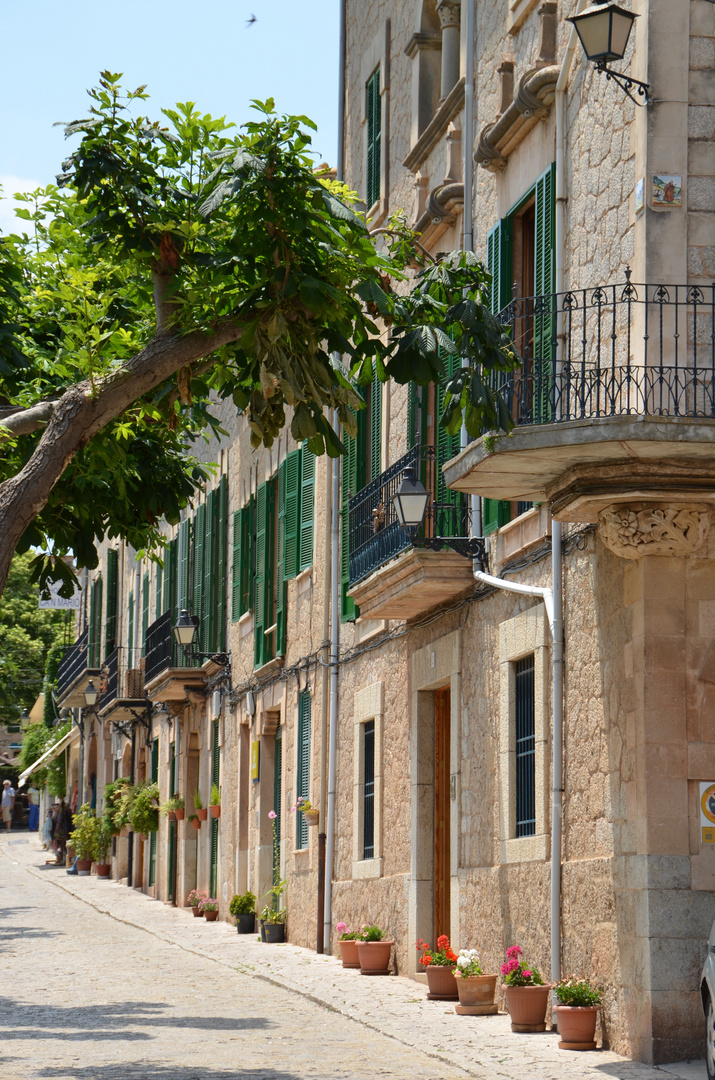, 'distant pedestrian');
2,780,15,832
27,784,39,832
41,811,52,850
